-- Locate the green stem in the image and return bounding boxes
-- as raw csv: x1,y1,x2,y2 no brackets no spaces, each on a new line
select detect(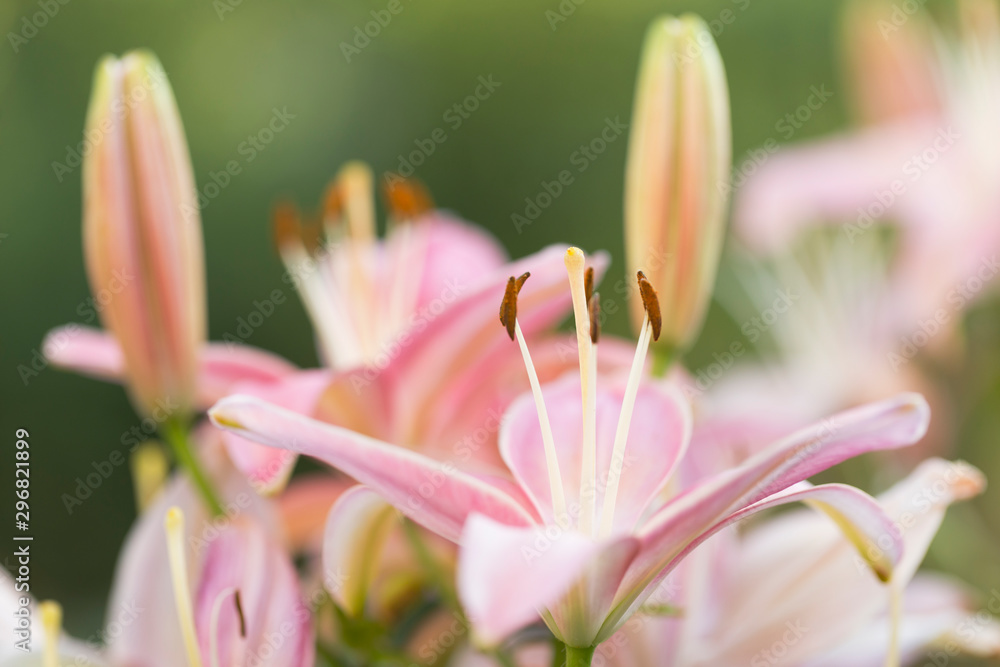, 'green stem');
650,342,677,378
162,419,224,516
565,644,595,667
401,519,460,610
